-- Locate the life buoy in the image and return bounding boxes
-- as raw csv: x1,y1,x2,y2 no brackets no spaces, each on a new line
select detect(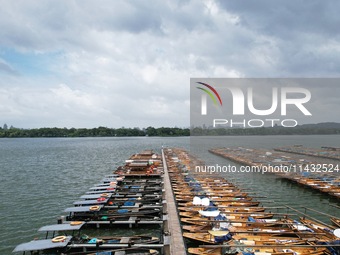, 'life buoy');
70,221,83,226
90,205,100,211
52,236,67,243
